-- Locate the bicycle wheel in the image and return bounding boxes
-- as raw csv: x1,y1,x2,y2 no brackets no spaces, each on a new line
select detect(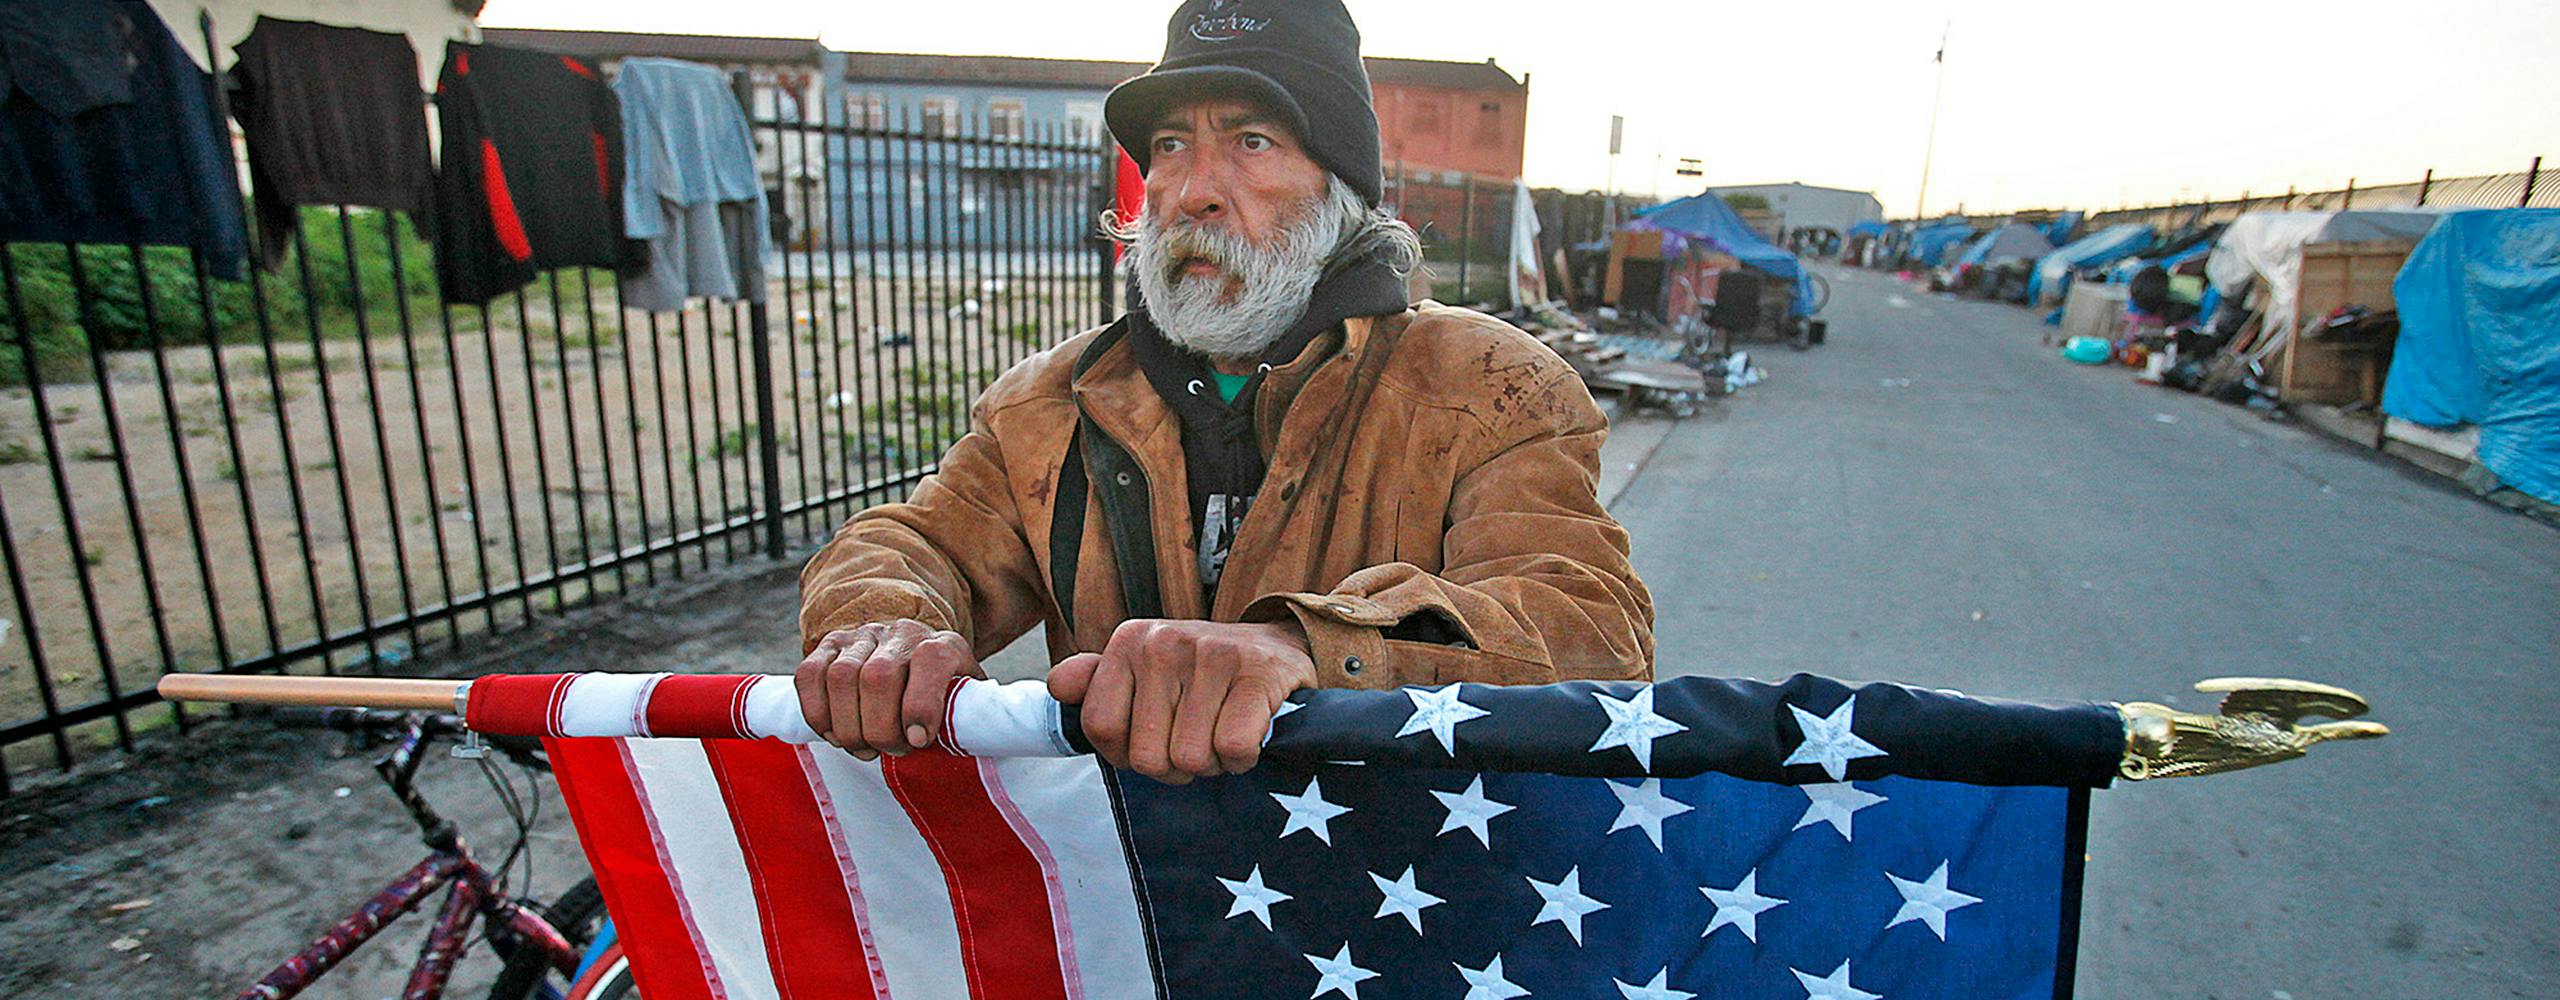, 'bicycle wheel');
564,940,637,1000
487,877,608,1000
